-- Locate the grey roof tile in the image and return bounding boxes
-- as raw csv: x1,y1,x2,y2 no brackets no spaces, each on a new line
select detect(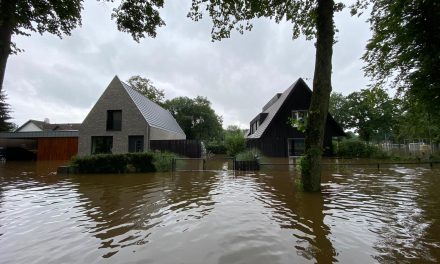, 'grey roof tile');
247,80,299,139
121,81,185,136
